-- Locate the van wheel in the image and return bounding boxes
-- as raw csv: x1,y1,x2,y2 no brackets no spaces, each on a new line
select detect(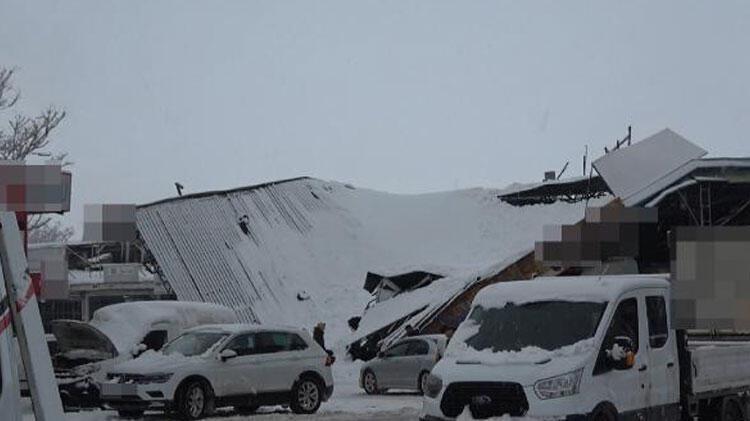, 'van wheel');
117,409,144,419
417,371,430,395
591,403,618,421
720,396,746,421
177,379,214,420
235,404,260,415
290,376,323,414
363,369,380,395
